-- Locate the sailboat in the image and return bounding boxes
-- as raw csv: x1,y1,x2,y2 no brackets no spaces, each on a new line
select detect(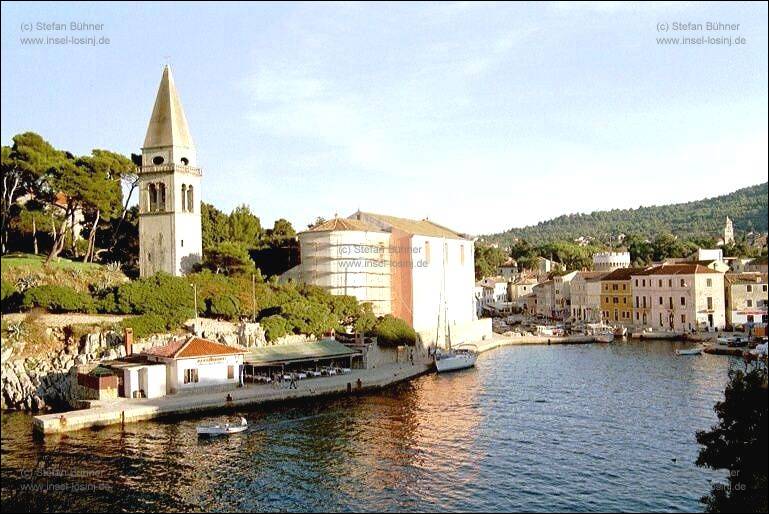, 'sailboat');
433,246,477,373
